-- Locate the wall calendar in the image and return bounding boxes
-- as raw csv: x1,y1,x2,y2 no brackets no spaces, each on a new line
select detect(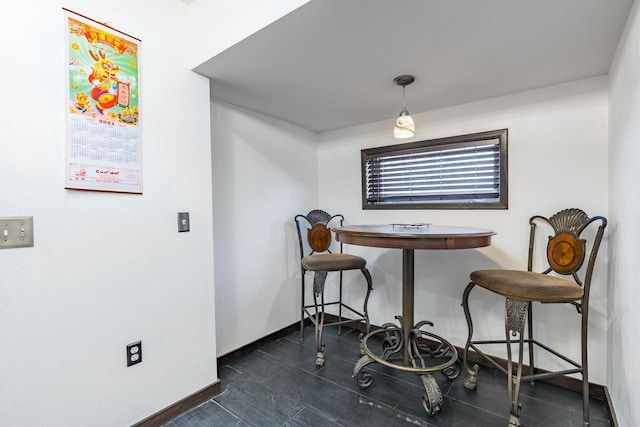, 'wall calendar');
64,9,142,193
